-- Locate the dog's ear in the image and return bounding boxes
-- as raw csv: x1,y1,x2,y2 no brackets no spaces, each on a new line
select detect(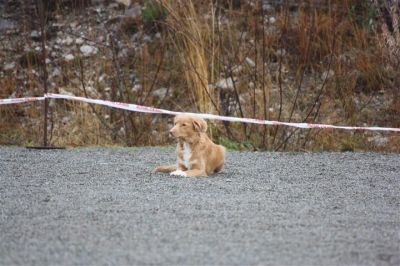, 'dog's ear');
192,118,208,133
